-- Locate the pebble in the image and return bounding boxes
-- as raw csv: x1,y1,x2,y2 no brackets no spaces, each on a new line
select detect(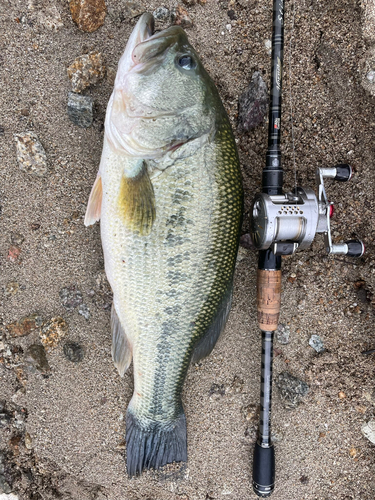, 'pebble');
10,233,24,246
366,70,375,83
24,432,33,450
6,314,43,338
264,39,272,55
67,92,94,128
153,6,170,21
5,282,20,297
14,132,48,177
24,344,50,373
123,1,144,18
238,71,268,132
59,285,83,310
239,233,253,249
361,419,375,444
171,6,193,28
276,372,309,409
37,4,64,31
78,303,90,320
39,317,68,351
67,52,105,93
276,324,290,345
0,495,19,500
7,247,20,263
309,334,324,353
69,0,106,33
63,342,85,363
